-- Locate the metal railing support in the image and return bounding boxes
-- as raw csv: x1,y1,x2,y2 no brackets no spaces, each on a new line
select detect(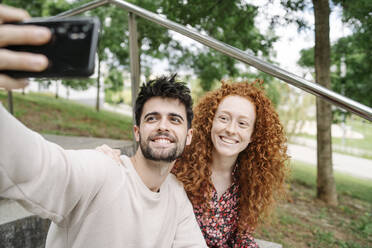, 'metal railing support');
128,12,140,149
